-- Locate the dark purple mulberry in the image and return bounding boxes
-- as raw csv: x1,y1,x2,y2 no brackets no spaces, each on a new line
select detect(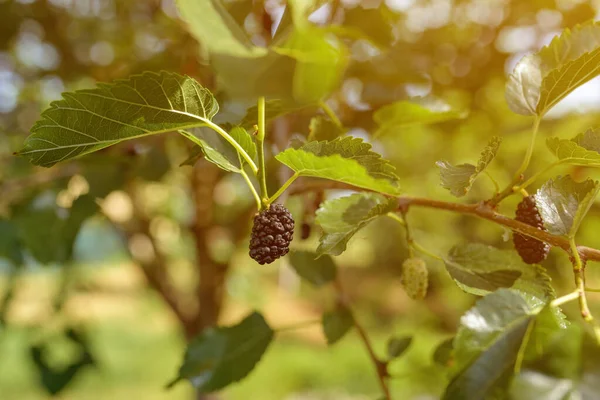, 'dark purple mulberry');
513,196,550,264
249,204,295,265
